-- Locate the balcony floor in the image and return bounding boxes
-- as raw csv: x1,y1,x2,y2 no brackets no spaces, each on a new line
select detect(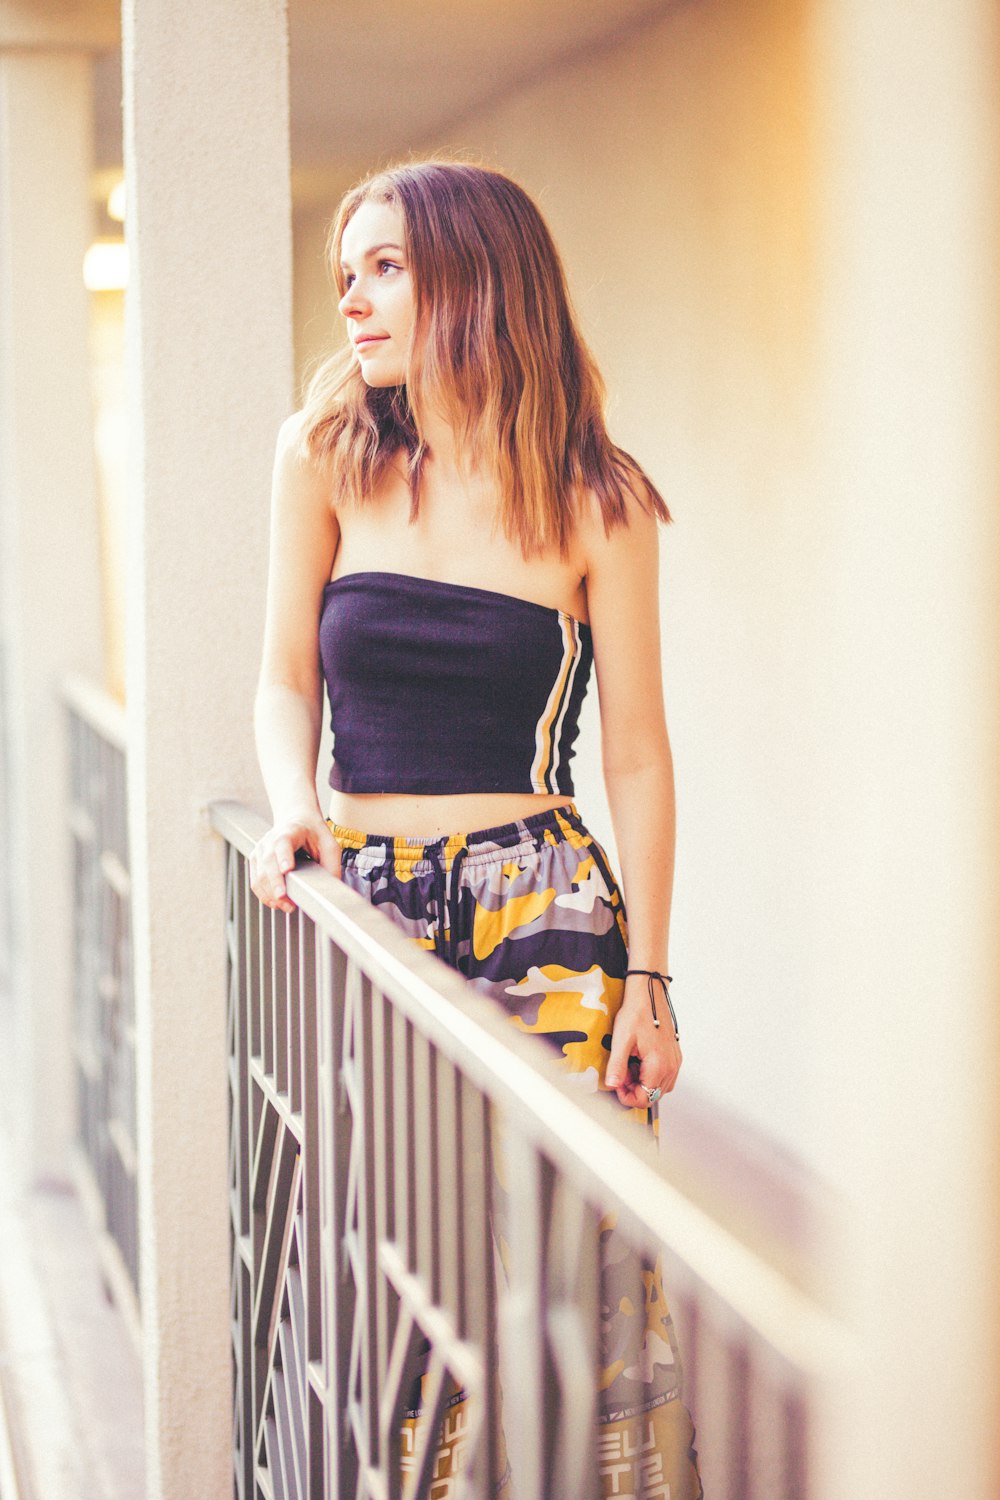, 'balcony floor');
0,1122,145,1500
